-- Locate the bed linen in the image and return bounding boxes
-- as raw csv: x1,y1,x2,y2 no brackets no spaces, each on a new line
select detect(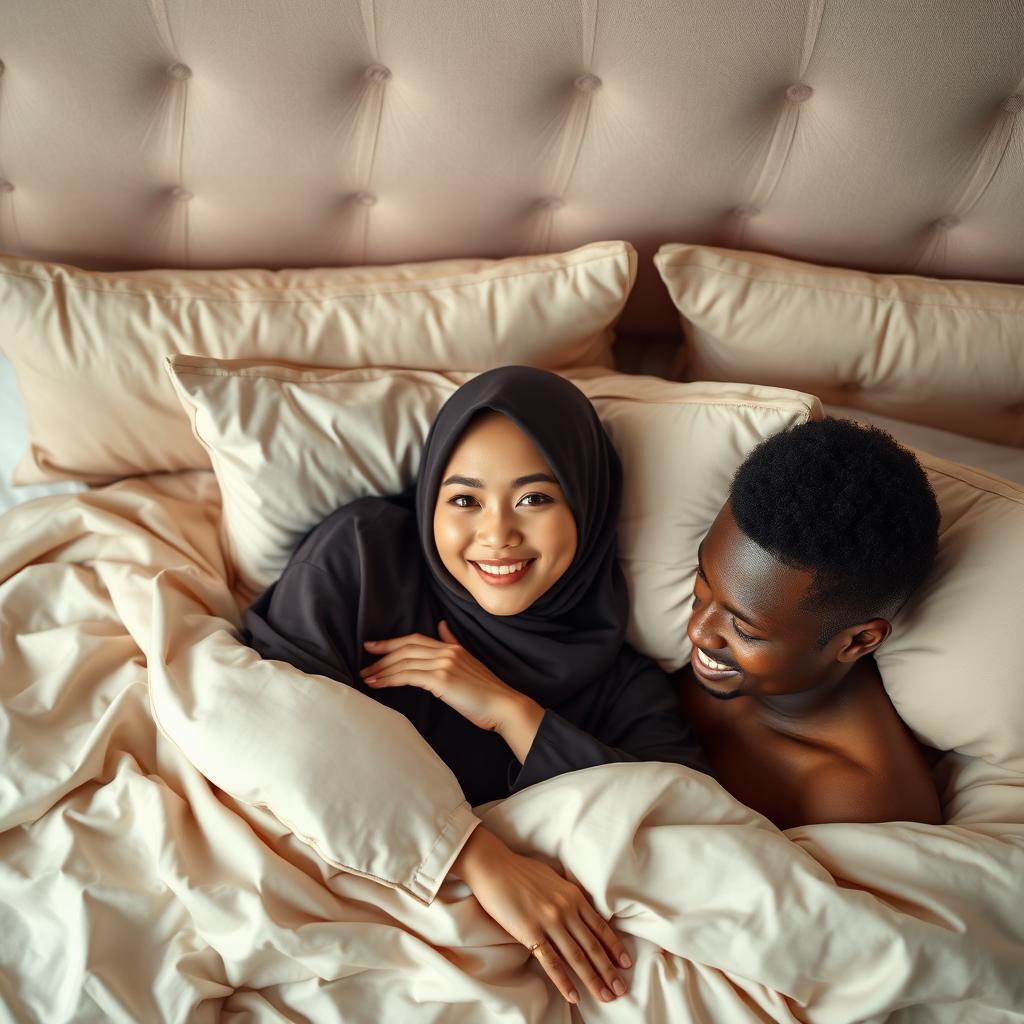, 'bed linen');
824,403,1024,487
0,242,632,485
2,473,1023,1023
655,243,1024,449
0,353,85,512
